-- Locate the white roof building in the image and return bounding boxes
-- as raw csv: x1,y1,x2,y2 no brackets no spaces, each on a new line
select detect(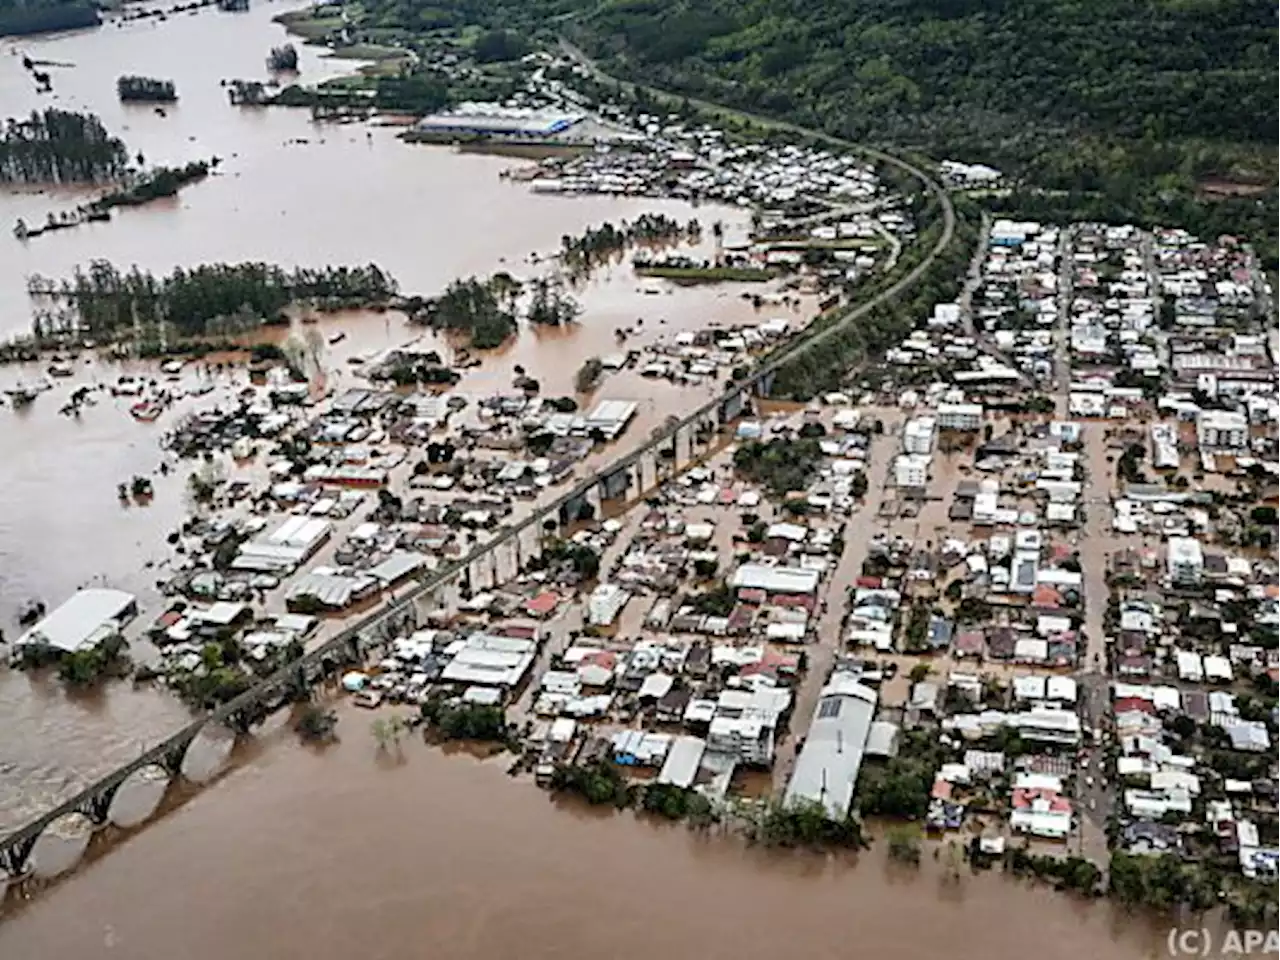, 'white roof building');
729,564,820,595
17,588,137,654
783,674,878,819
584,399,639,440
441,633,537,688
587,583,630,626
